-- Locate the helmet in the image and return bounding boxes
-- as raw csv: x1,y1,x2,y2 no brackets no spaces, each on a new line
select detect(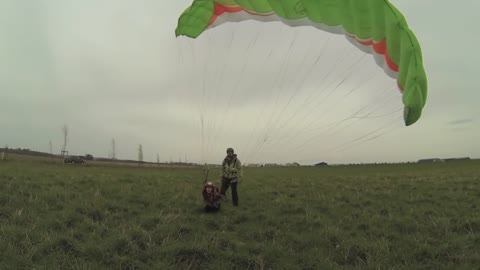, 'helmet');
205,181,214,187
226,147,234,153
